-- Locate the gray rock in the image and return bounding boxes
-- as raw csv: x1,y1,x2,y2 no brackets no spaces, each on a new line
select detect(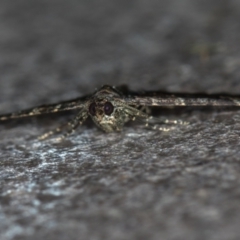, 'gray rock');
1,0,240,239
